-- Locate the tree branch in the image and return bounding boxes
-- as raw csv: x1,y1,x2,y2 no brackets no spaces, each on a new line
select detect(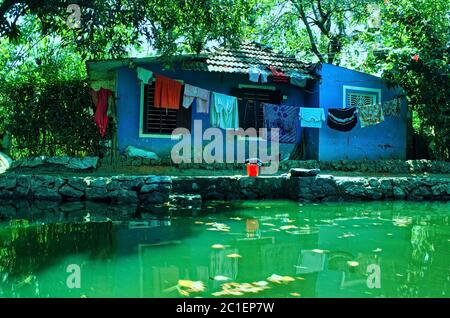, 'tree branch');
292,0,324,63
